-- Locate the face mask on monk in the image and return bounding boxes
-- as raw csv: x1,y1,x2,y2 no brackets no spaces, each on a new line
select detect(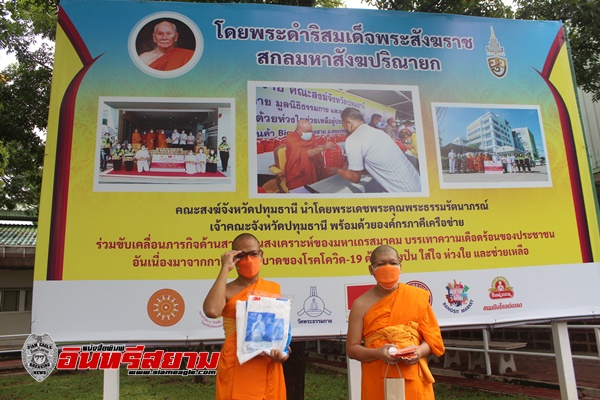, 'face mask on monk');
372,264,400,290
237,255,262,279
301,131,313,141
